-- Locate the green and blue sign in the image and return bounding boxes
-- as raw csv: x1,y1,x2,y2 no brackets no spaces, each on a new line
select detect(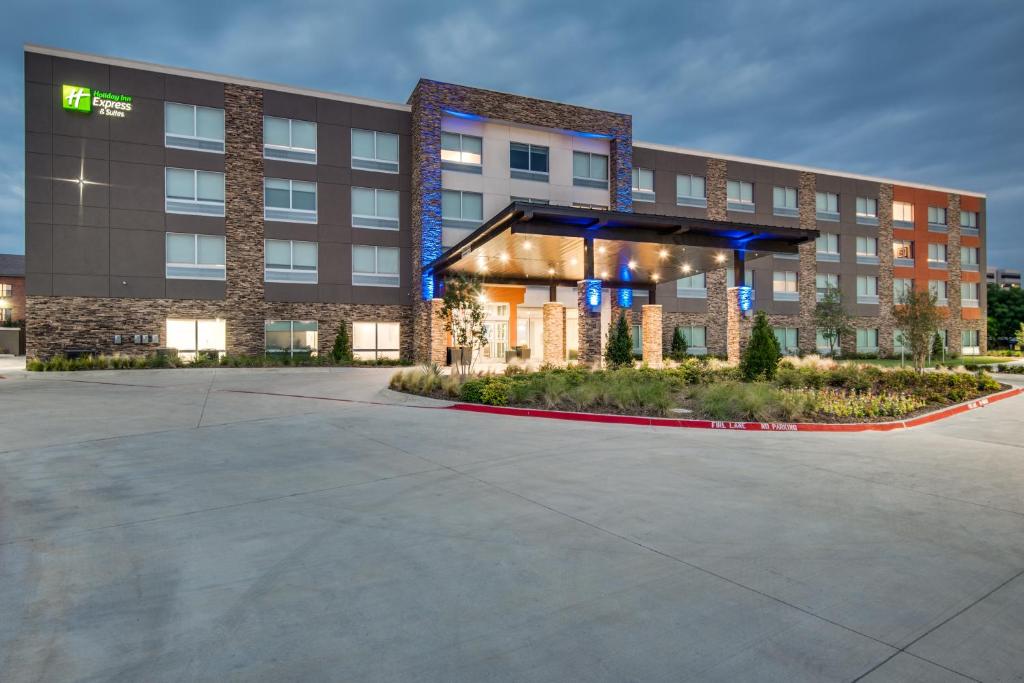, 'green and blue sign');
61,83,133,117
